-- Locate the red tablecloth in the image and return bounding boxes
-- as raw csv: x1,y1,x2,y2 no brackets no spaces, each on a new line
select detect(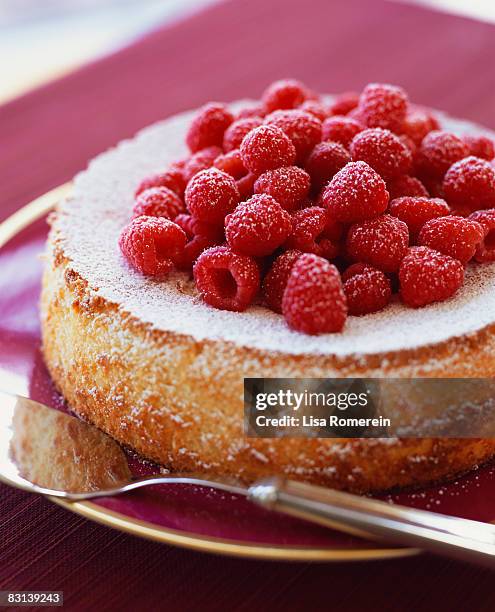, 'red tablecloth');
2,0,495,608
